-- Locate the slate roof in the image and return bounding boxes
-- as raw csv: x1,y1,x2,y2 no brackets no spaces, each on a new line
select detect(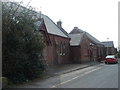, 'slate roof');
69,27,103,46
101,41,114,47
41,14,68,38
85,32,103,45
58,27,70,38
69,27,84,34
69,33,85,46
